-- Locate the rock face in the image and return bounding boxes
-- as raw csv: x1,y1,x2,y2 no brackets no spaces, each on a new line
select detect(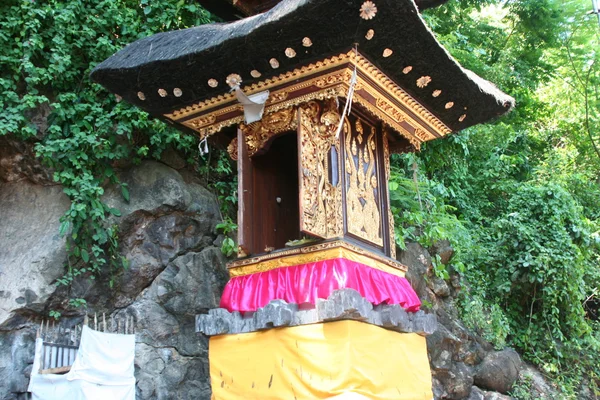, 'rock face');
474,349,521,394
398,242,555,400
0,181,69,328
0,129,54,185
0,159,227,400
0,151,561,399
